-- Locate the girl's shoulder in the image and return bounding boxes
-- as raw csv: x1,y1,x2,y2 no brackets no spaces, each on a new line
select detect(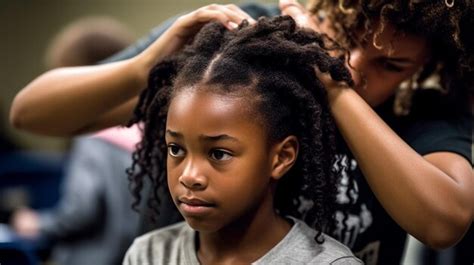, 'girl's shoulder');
296,219,363,264
255,217,363,264
312,233,364,265
123,222,198,265
133,221,190,245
